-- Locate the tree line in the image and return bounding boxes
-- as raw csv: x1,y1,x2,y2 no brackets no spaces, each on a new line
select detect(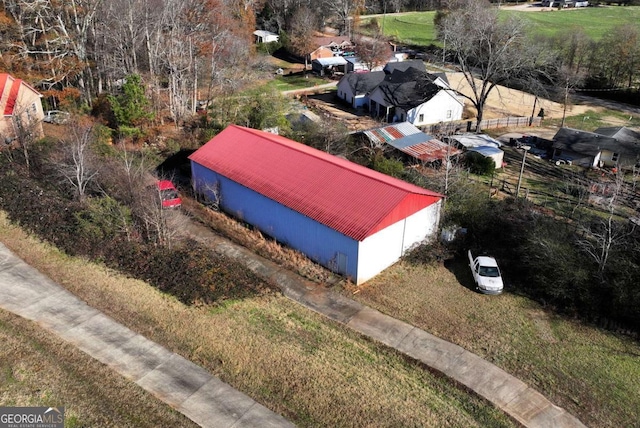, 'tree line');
1,0,256,125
